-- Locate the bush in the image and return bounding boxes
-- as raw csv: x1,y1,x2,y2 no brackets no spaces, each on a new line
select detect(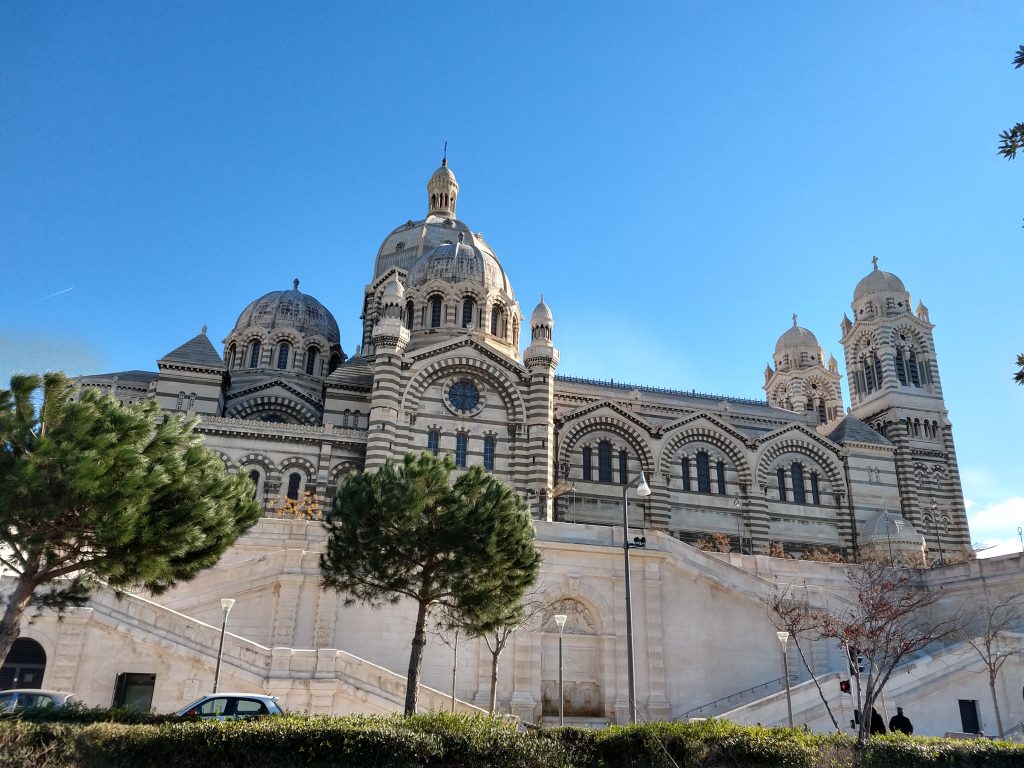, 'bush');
863,734,1024,768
